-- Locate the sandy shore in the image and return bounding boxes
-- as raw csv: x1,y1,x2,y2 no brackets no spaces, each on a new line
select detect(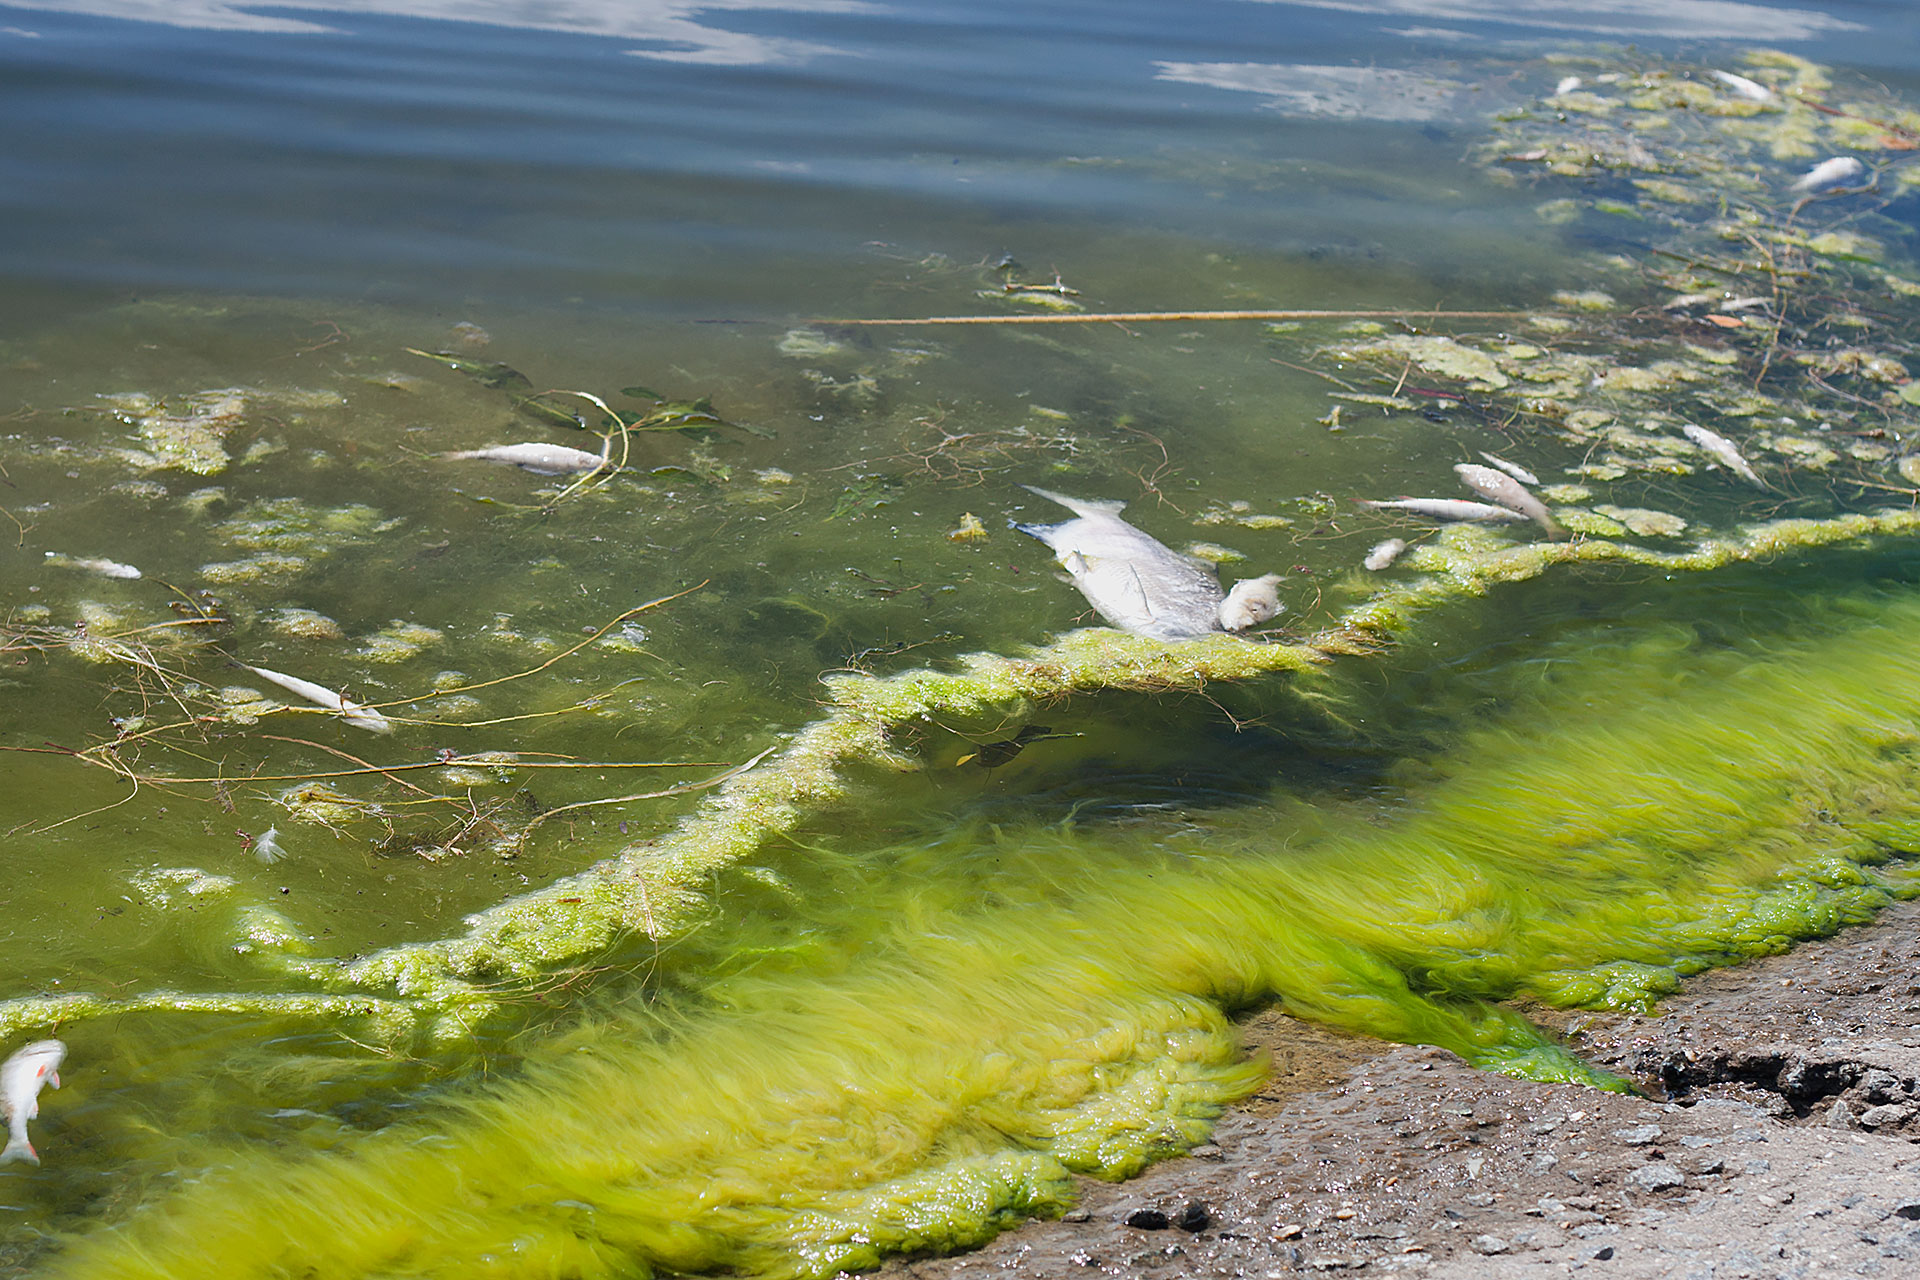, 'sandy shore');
882,900,1920,1278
